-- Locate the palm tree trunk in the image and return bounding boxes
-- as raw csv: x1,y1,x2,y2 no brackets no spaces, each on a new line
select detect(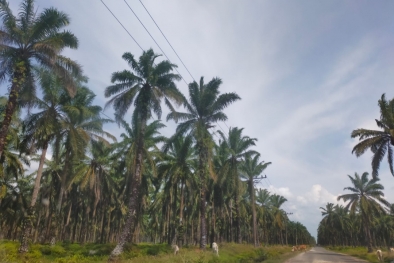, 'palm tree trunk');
198,143,208,249
363,214,373,253
108,118,147,261
230,199,233,242
250,179,258,247
180,179,185,222
235,192,242,243
179,180,185,247
0,62,26,158
19,142,48,253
